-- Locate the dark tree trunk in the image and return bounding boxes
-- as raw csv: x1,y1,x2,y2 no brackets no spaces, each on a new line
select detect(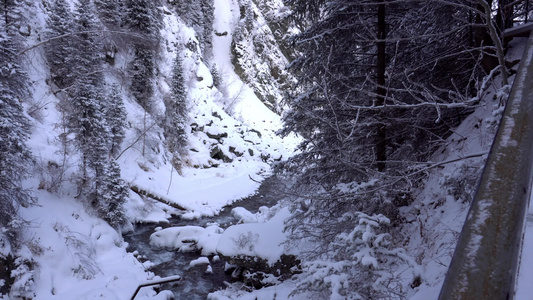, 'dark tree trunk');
496,0,514,31
376,0,387,172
